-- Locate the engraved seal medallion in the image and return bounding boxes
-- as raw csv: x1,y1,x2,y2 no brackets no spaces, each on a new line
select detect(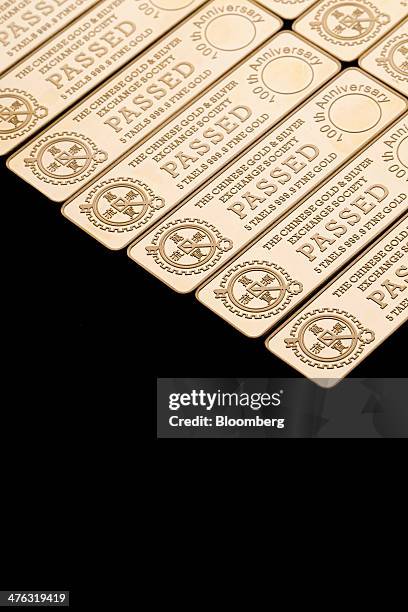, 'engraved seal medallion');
145,218,233,275
23,132,108,185
310,1,390,47
213,261,303,320
80,178,165,233
376,34,408,82
0,89,47,141
284,308,375,369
